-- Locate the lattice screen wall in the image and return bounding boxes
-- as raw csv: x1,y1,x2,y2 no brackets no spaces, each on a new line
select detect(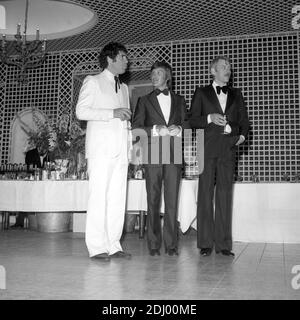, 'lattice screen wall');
0,32,299,182
172,33,300,182
0,64,6,158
